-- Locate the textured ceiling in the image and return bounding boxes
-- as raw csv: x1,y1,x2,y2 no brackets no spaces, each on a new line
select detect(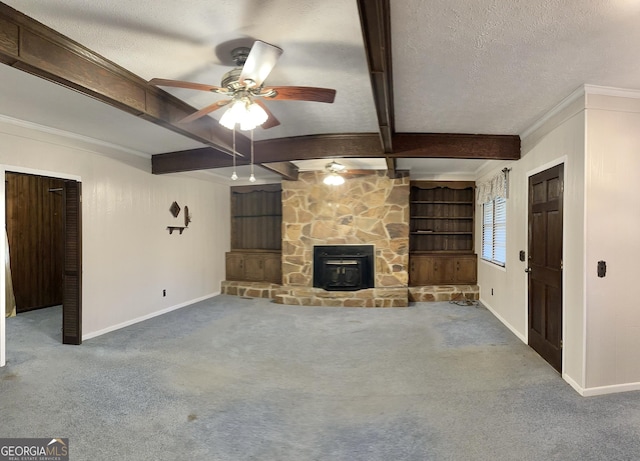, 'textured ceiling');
391,0,640,134
1,0,640,181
